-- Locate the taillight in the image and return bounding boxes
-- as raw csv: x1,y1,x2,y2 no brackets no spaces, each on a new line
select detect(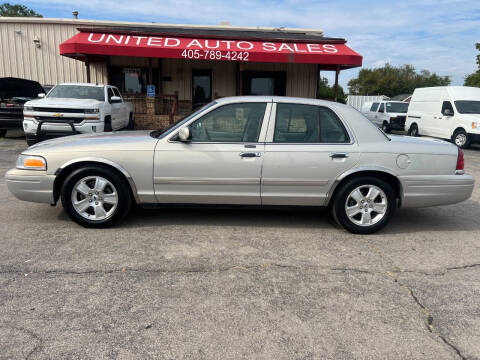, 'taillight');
456,148,464,173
